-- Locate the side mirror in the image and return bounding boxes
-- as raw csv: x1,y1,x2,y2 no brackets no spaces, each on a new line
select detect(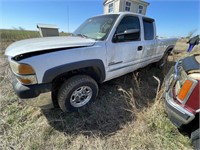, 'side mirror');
113,29,140,43
115,29,140,36
124,29,140,35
